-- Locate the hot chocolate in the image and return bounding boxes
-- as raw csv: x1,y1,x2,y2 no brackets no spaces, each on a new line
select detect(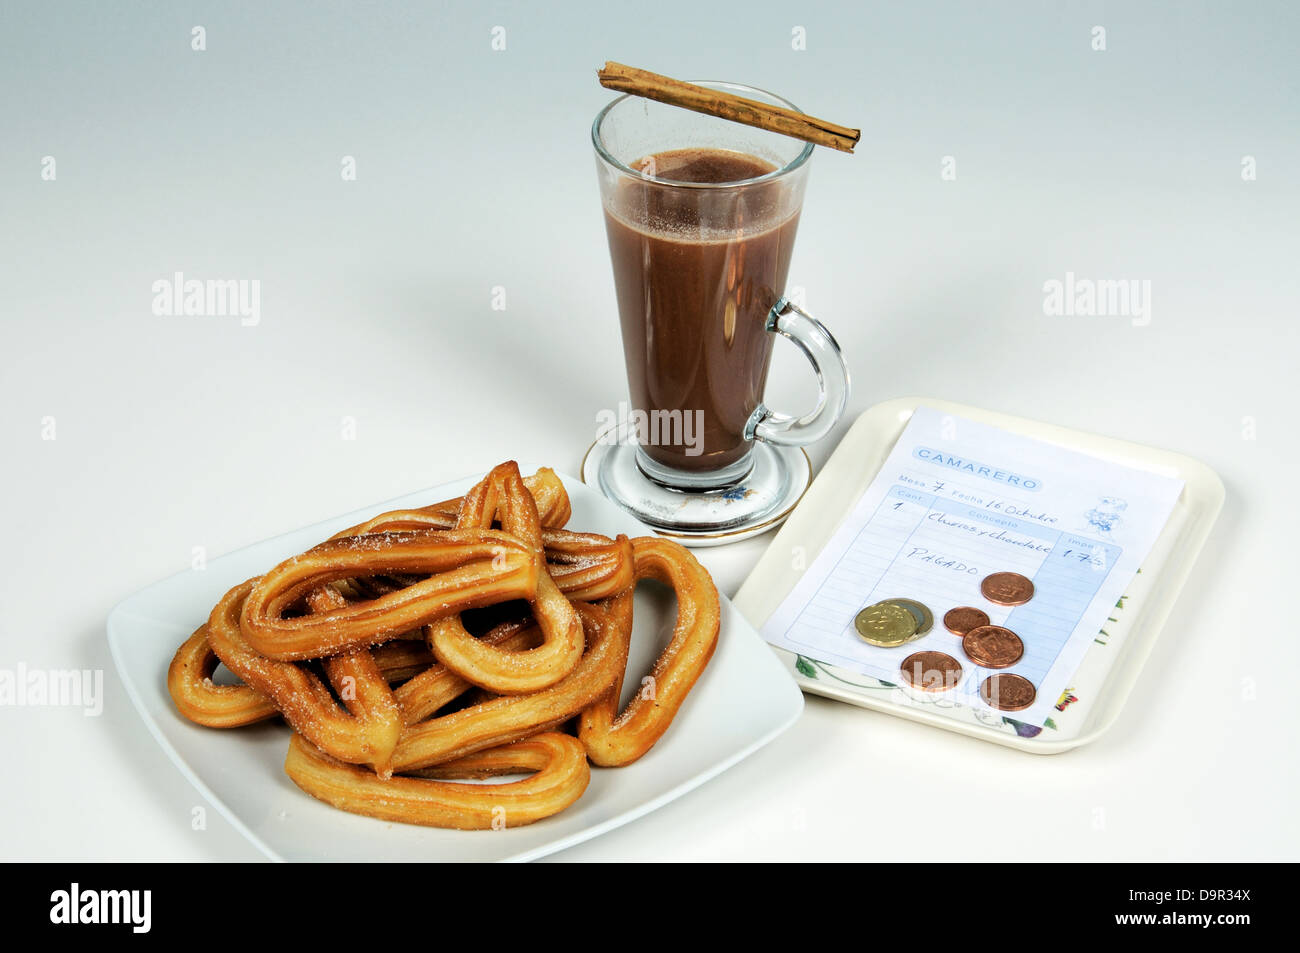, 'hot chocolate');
602,147,801,473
